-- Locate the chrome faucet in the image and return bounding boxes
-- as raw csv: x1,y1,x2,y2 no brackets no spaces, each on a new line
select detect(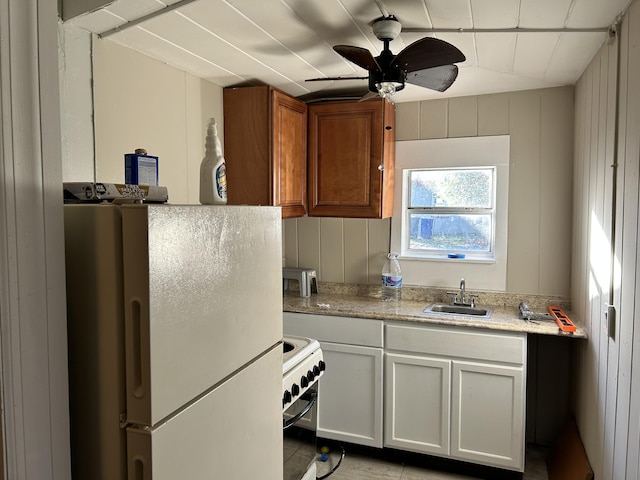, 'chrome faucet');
447,277,477,307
